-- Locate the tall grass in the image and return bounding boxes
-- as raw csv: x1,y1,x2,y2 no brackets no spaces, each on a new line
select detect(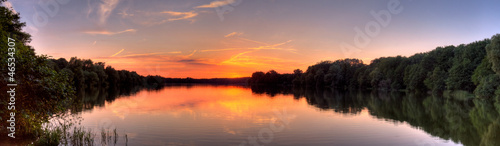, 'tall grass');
100,128,123,146
31,115,127,146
